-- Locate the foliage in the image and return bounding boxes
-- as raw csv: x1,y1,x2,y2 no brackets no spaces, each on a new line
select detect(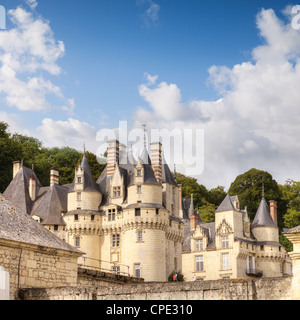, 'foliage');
168,270,184,282
0,121,105,191
228,168,282,223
